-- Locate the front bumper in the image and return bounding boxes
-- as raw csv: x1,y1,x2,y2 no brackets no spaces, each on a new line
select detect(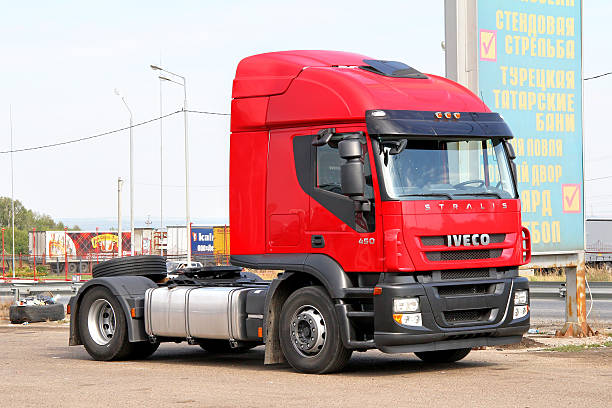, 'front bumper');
373,273,530,353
